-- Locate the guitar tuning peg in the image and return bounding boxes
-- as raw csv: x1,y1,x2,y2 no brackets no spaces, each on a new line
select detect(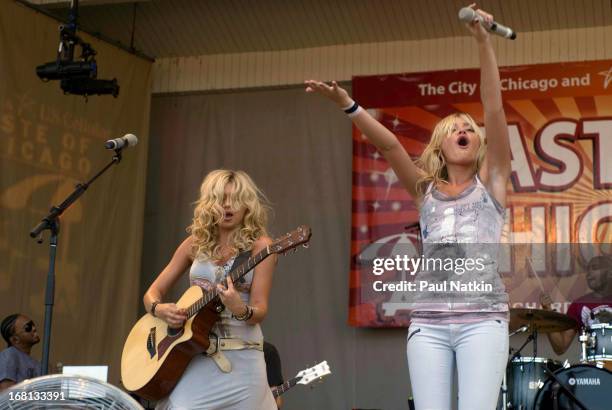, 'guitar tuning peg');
303,243,309,249
292,248,297,253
